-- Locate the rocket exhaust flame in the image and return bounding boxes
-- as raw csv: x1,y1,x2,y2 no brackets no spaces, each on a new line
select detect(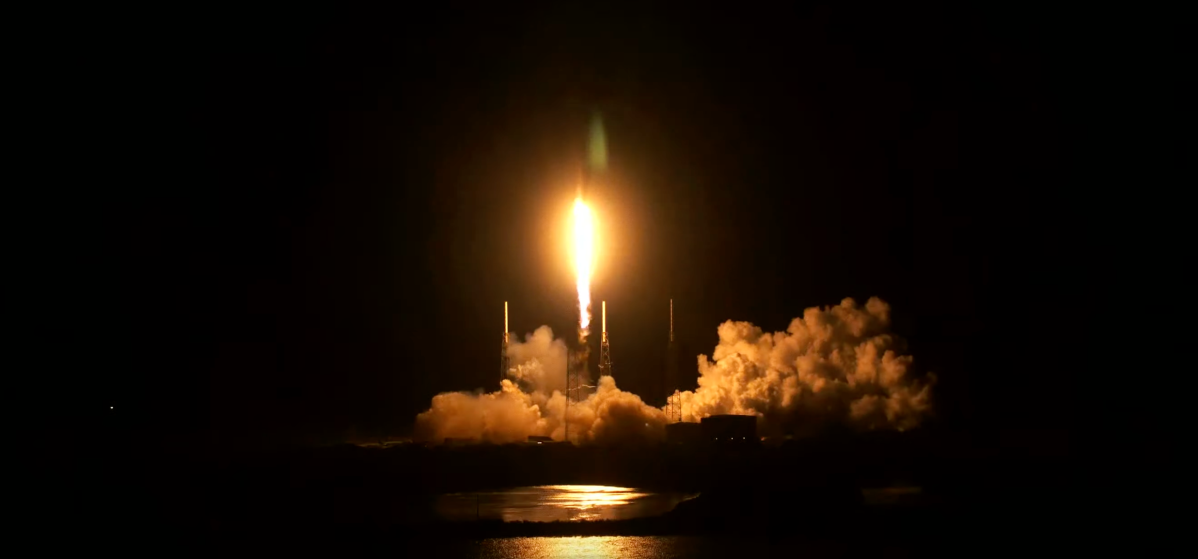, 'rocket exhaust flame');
411,113,933,444
571,197,596,339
